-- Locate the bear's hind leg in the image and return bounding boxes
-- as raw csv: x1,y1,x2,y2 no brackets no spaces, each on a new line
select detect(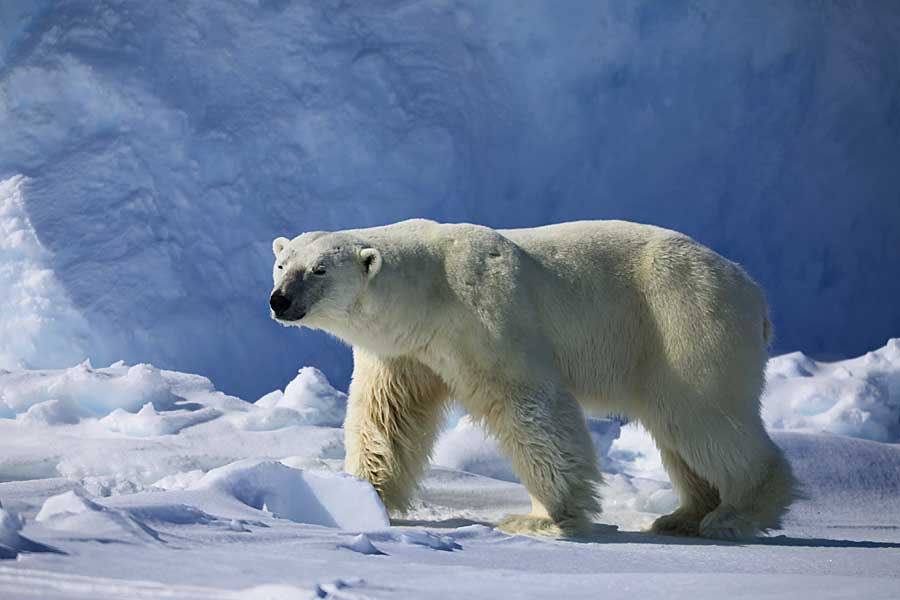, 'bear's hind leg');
650,448,720,537
475,382,602,538
343,349,449,513
697,435,796,540
658,414,796,540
